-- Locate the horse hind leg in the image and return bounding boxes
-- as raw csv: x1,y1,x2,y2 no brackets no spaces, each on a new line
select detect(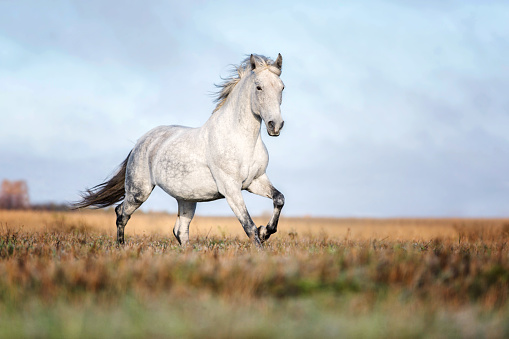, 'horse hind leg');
115,204,129,244
173,200,197,246
115,187,154,244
